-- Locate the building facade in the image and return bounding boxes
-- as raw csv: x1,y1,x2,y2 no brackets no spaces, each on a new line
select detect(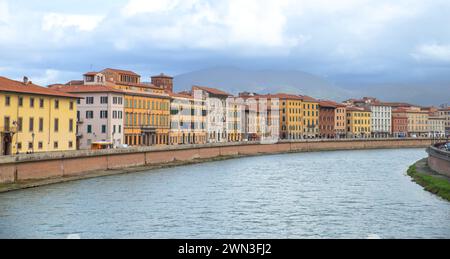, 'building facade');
405,107,429,137
169,92,207,145
192,86,234,143
392,108,408,137
278,94,303,140
439,107,450,136
239,93,280,141
318,101,336,138
82,69,171,146
52,85,125,149
428,112,446,138
369,104,392,138
346,107,371,138
301,95,319,138
0,76,77,155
